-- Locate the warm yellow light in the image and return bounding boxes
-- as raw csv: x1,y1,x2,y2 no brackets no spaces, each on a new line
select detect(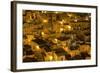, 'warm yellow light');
85,17,89,20
43,19,48,23
62,19,66,23
59,21,63,24
54,39,58,43
55,11,59,14
68,25,71,29
27,39,31,43
63,47,69,52
68,14,72,17
42,11,47,13
69,50,80,57
74,19,78,22
65,25,72,31
60,28,64,32
41,32,45,36
27,35,33,42
41,11,44,13
59,20,66,24
49,56,53,60
36,45,40,50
